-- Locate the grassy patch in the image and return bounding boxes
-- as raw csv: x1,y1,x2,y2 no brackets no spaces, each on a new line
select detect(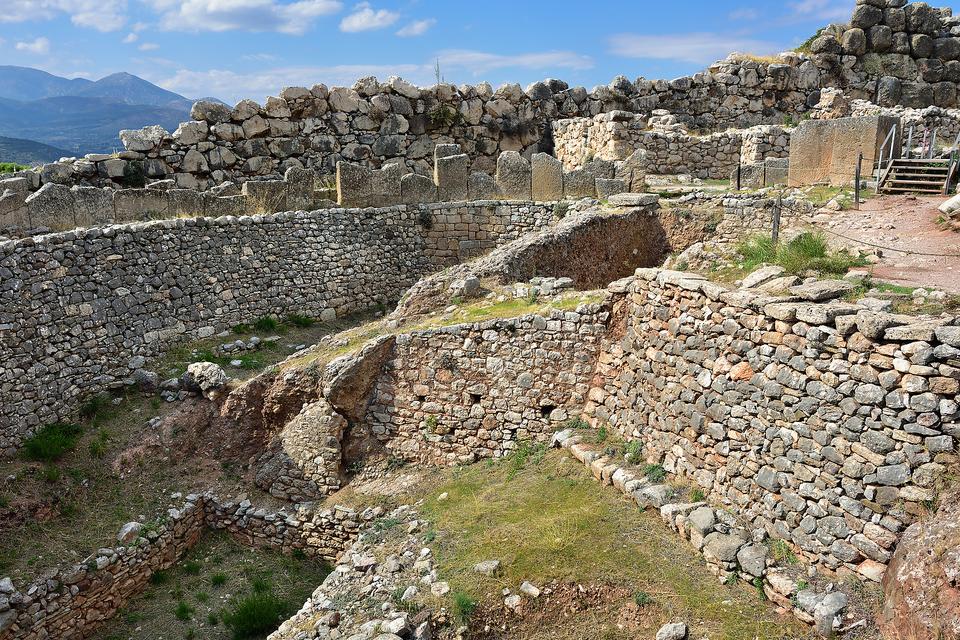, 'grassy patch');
94,533,330,640
0,162,29,173
737,231,866,277
22,423,83,462
420,451,807,639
